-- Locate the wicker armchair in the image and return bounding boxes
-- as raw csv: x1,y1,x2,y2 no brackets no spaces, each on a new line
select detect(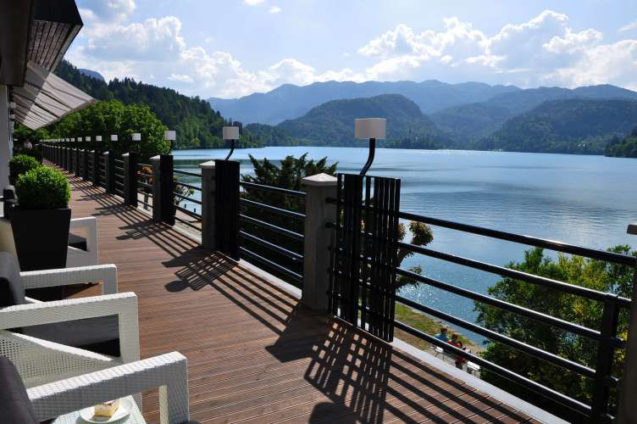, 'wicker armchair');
2,353,192,424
